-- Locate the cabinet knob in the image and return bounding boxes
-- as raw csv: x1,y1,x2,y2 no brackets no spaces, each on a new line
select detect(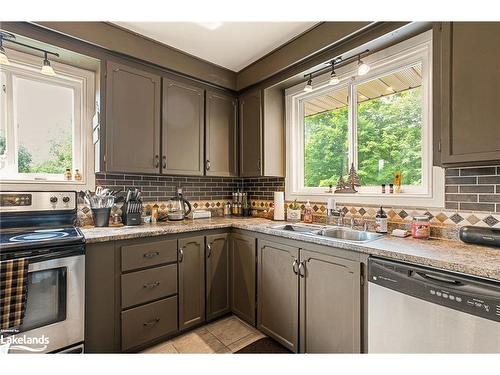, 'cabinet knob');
154,155,159,168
